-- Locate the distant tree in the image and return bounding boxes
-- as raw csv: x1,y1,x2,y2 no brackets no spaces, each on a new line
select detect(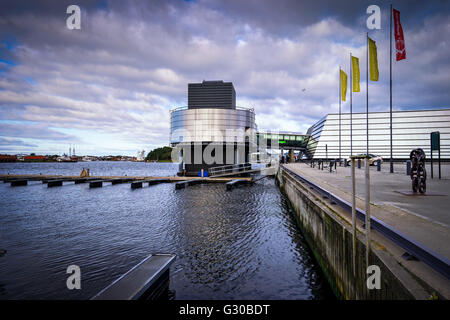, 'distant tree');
146,146,173,161
30,153,36,156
